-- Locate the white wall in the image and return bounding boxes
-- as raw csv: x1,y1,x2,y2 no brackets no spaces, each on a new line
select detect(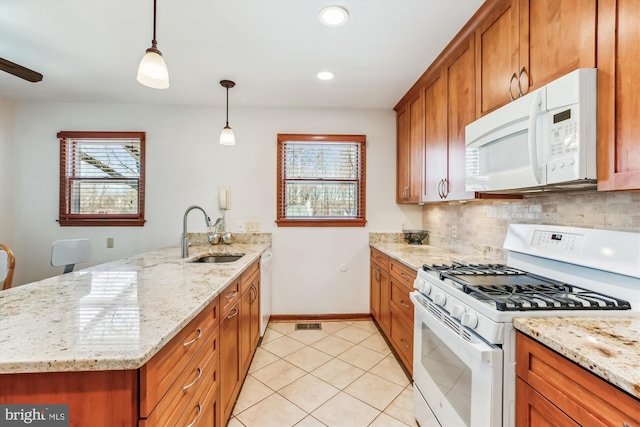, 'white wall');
0,98,15,247
6,100,422,315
